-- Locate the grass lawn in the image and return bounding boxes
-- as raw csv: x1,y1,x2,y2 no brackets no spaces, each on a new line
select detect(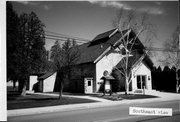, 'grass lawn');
46,92,159,101
92,94,159,101
7,91,97,110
